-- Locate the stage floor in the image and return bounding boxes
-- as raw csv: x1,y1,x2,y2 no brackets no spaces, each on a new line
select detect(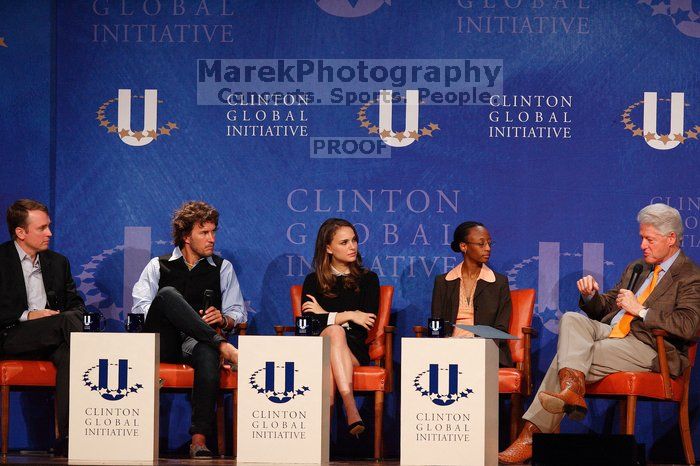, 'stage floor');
0,456,686,465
